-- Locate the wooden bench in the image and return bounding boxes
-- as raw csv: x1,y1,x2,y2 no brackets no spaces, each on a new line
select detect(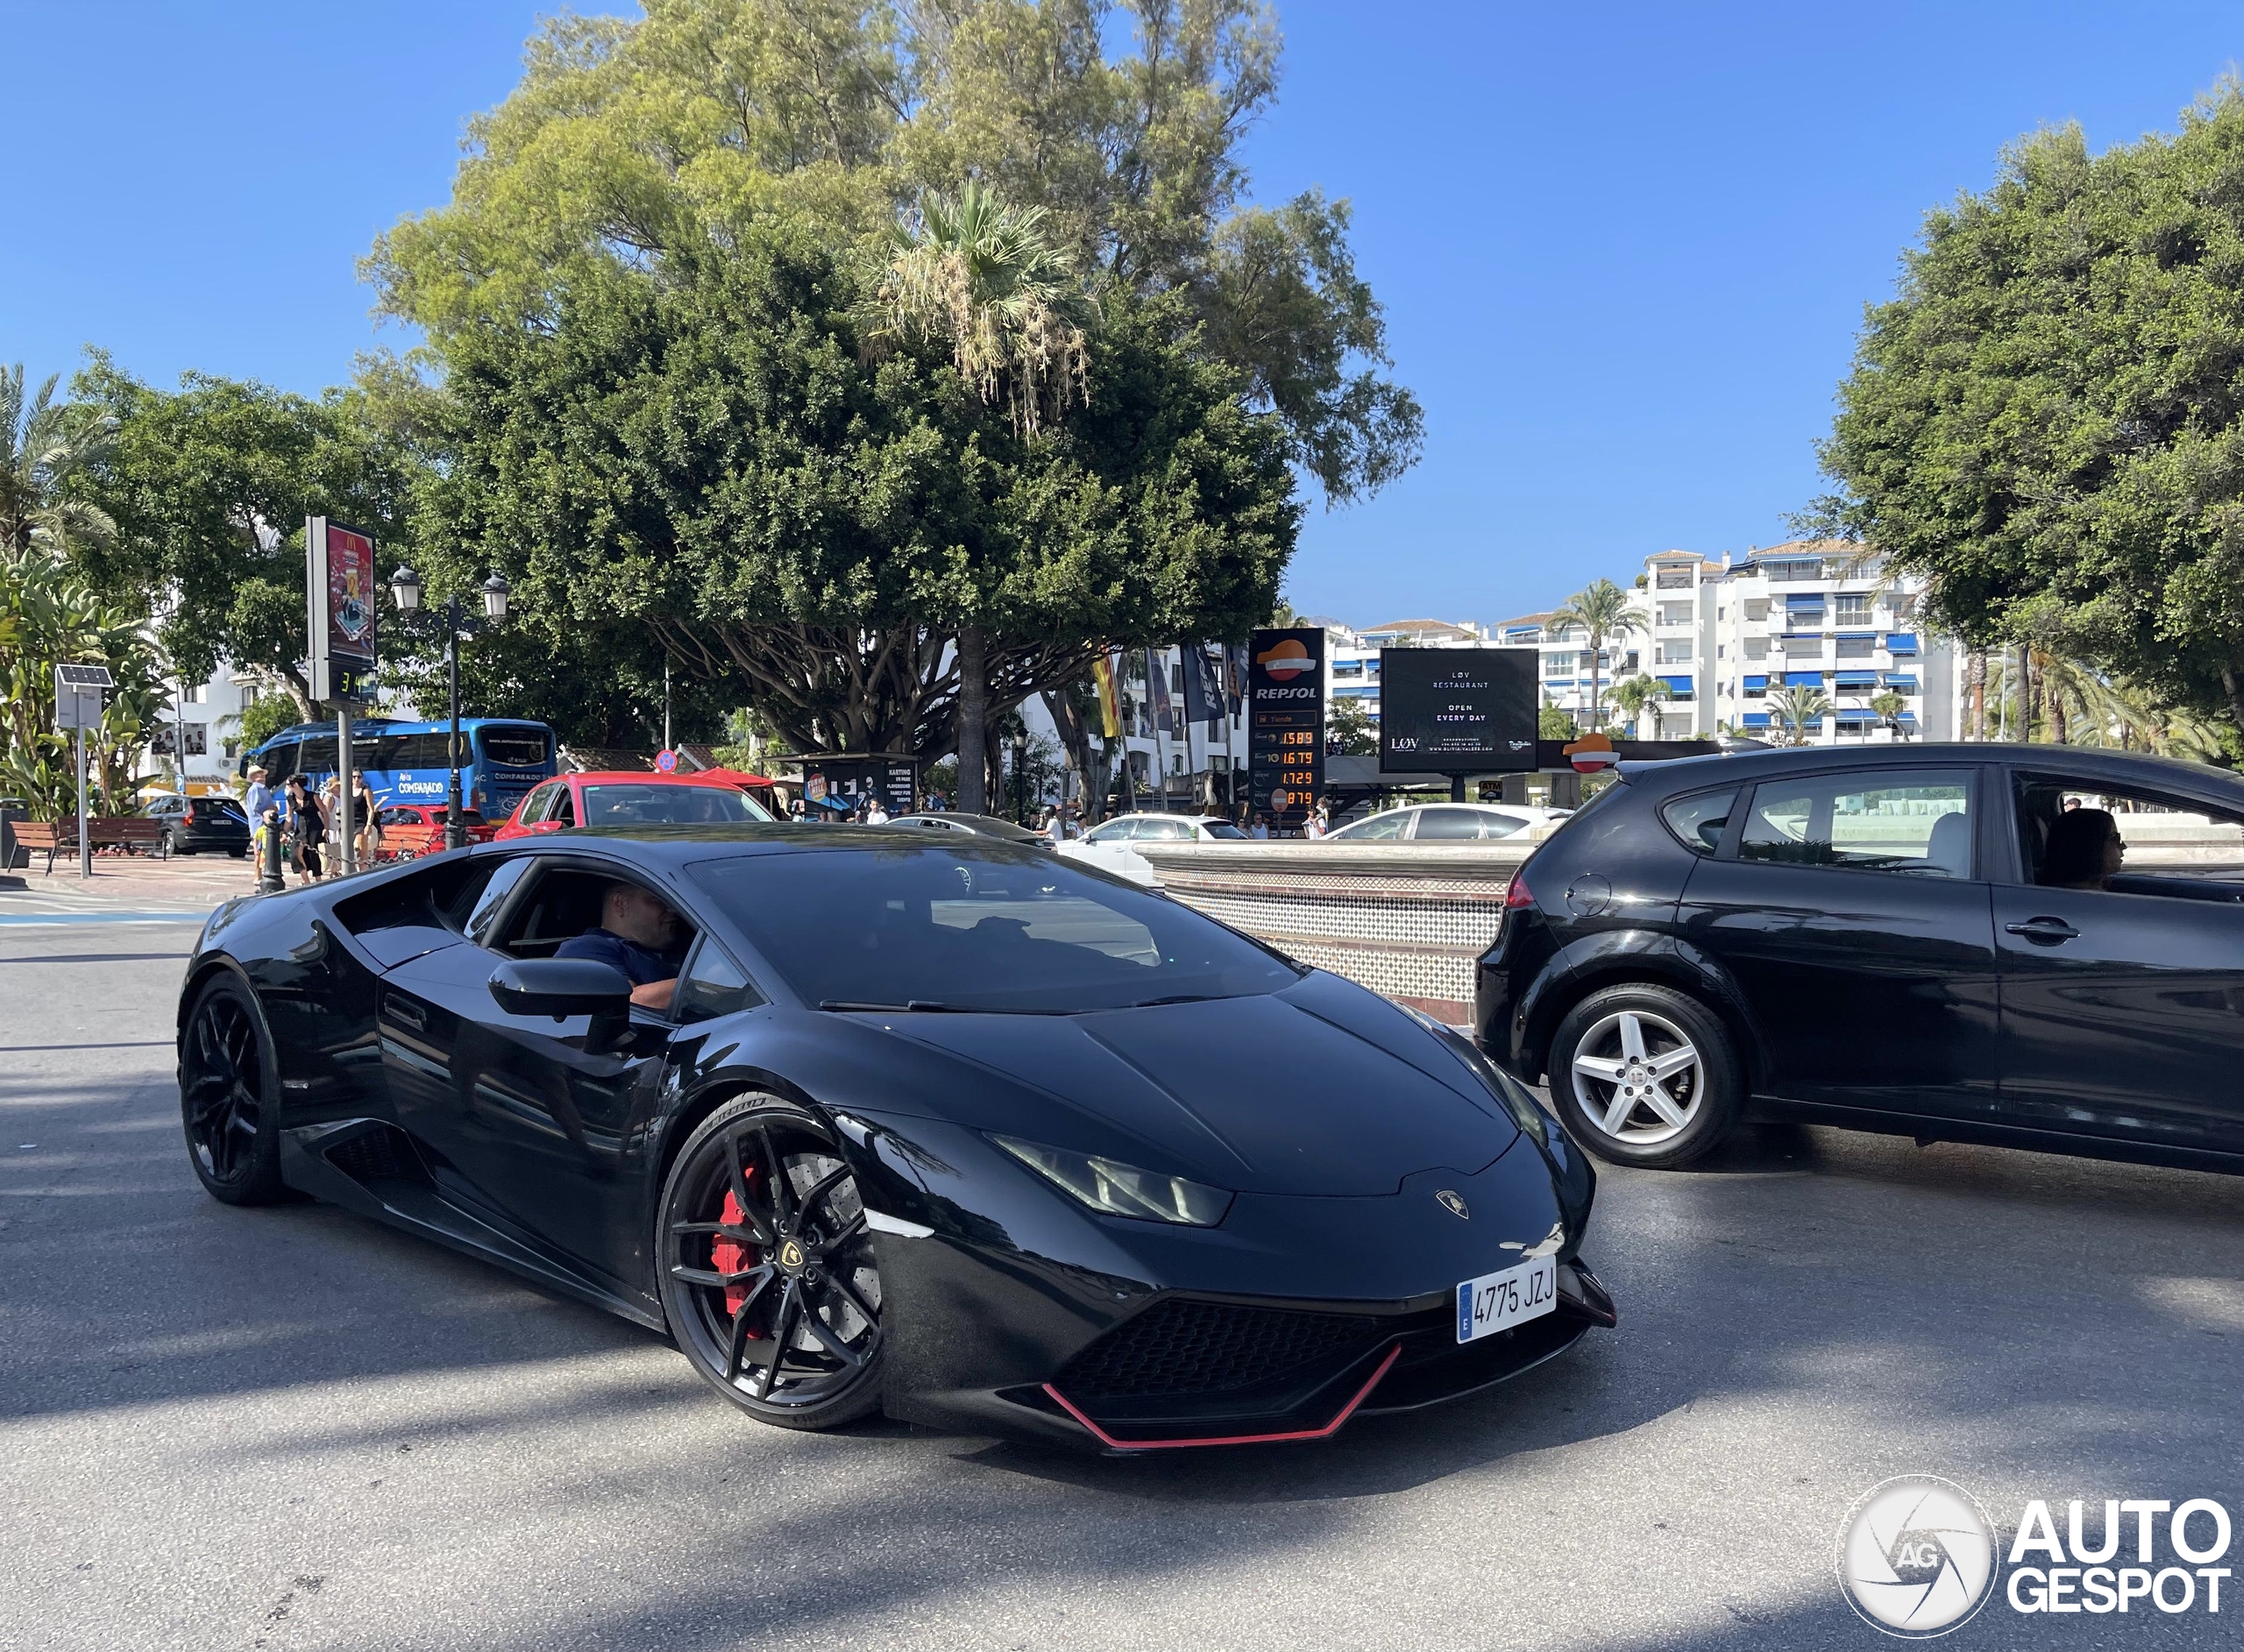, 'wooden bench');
11,818,168,873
